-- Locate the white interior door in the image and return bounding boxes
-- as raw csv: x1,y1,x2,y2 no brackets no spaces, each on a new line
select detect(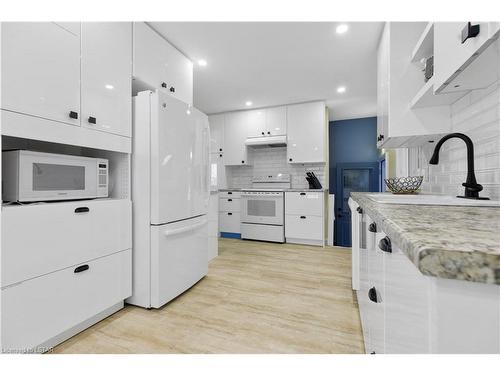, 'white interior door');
150,92,209,224
1,22,80,126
